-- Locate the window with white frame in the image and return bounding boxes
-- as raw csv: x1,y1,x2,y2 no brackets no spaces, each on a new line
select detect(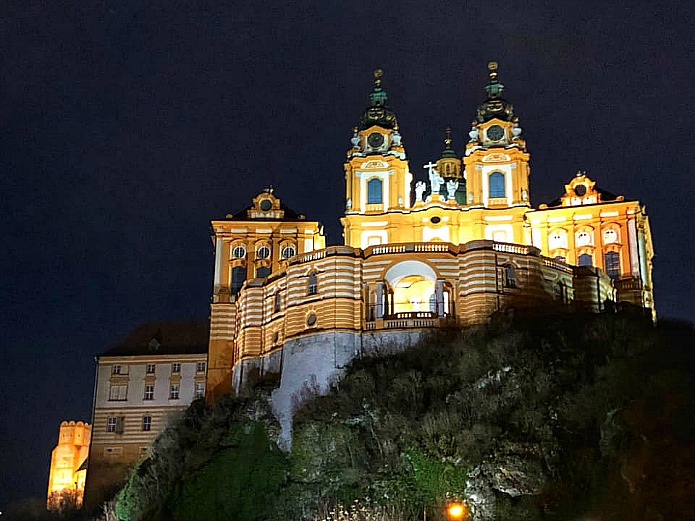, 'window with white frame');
170,383,180,400
281,244,296,259
107,417,117,432
111,365,121,375
142,416,152,432
195,382,205,399
146,363,156,374
171,363,181,374
232,244,246,259
256,245,271,259
196,362,206,373
143,384,154,401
